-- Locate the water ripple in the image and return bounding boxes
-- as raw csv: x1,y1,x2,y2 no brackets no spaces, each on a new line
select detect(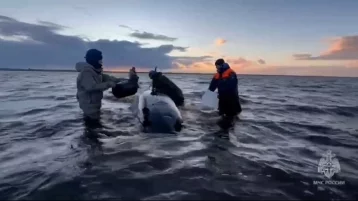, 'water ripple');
0,72,357,200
